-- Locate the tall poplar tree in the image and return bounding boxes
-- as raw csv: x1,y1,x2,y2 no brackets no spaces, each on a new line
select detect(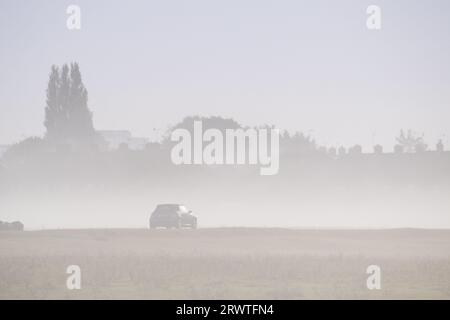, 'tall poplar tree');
44,65,62,141
43,63,96,144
